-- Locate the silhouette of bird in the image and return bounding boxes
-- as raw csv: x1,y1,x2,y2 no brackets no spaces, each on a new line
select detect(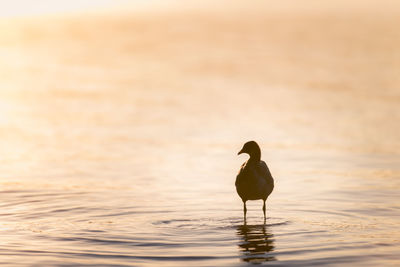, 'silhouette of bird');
235,141,274,222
